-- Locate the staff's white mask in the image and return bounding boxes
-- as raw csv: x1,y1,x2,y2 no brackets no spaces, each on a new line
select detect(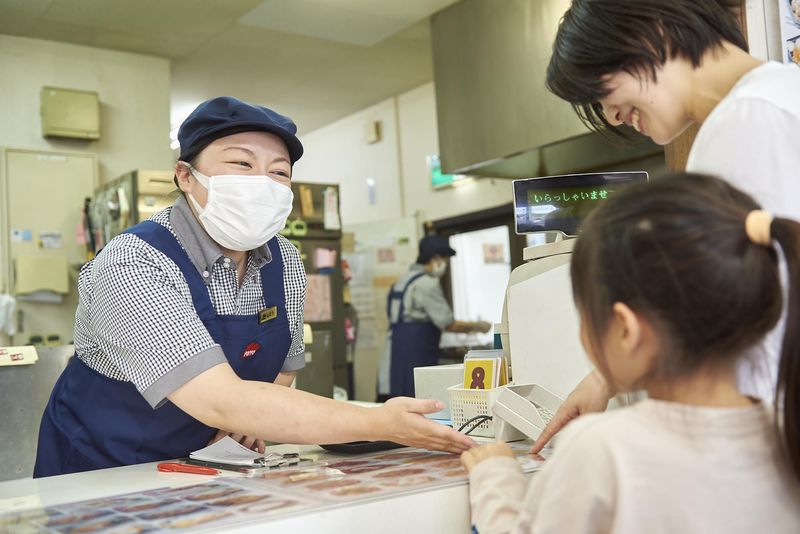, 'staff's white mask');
185,164,293,251
431,259,448,278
